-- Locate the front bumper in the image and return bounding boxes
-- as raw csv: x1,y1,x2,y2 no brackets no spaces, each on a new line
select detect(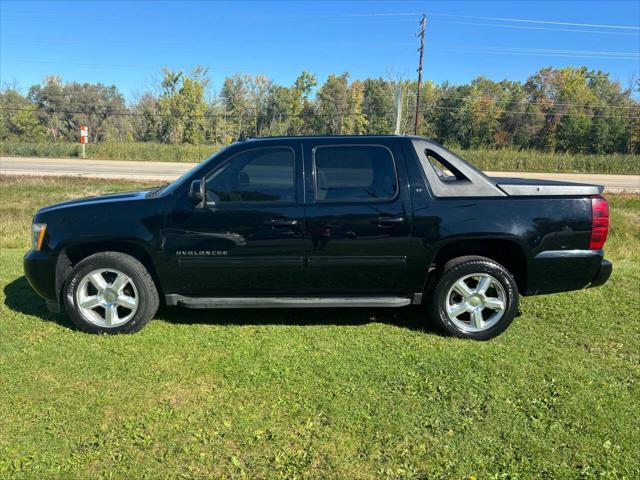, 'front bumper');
23,250,58,302
588,259,612,288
